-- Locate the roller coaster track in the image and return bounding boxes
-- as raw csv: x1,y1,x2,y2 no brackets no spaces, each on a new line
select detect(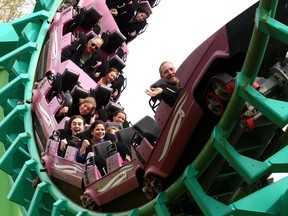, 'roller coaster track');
1,0,288,215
